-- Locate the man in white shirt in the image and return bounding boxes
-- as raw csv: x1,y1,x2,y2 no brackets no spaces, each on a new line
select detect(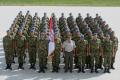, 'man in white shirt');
63,35,76,73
